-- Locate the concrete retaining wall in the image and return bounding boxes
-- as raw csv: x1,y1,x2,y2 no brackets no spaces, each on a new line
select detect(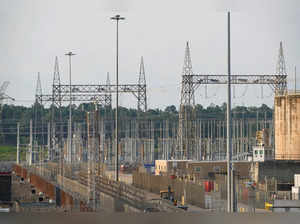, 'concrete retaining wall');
133,172,205,208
